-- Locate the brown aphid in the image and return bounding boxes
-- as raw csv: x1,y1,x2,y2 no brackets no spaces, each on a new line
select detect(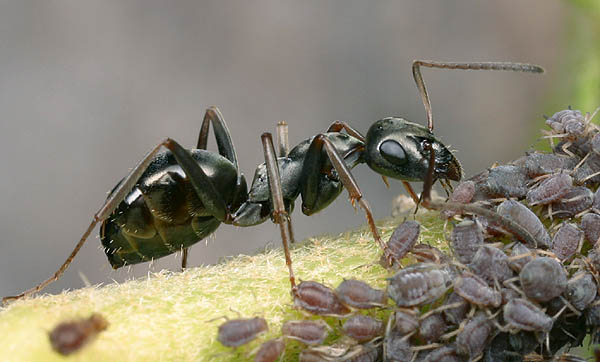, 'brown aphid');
522,152,577,178
551,186,594,218
387,263,452,307
497,200,551,248
468,245,514,285
386,220,420,261
342,314,384,342
411,243,450,264
421,346,459,362
519,257,567,302
573,157,600,185
450,220,484,264
526,173,572,206
454,272,502,308
456,312,493,359
594,186,600,211
385,327,413,361
281,320,328,346
582,213,600,246
484,164,530,199
566,272,597,311
503,298,553,332
48,313,109,356
500,287,520,305
508,242,533,273
441,180,475,219
254,339,285,362
217,317,268,348
294,280,351,316
341,343,381,362
393,309,420,335
551,223,583,261
335,279,387,309
442,292,469,325
418,313,446,343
